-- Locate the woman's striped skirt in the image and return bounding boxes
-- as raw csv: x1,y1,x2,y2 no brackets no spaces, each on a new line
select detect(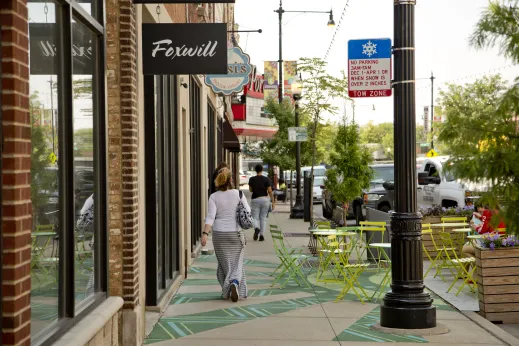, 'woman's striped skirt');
212,230,248,299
